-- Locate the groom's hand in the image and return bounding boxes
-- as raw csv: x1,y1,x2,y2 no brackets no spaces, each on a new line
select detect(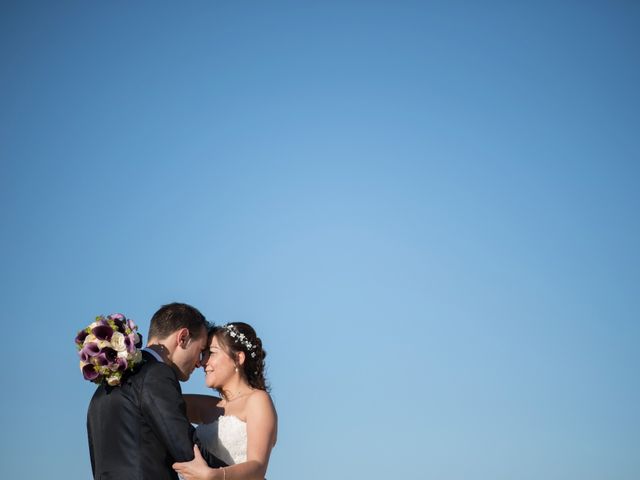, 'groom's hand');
193,430,228,469
173,445,221,480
